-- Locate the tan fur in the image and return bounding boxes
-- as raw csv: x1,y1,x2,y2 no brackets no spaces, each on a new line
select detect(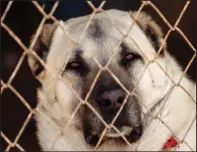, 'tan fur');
28,23,57,81
28,9,196,151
